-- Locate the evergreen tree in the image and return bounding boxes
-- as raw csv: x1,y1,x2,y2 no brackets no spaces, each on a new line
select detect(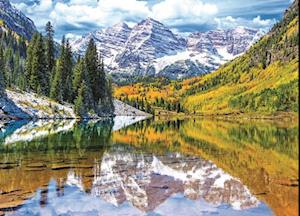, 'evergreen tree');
25,33,38,90
45,21,55,86
72,57,85,101
84,38,98,104
63,39,73,102
30,33,48,94
50,60,63,102
4,47,15,88
83,38,114,115
50,36,73,102
0,47,5,94
74,81,87,117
